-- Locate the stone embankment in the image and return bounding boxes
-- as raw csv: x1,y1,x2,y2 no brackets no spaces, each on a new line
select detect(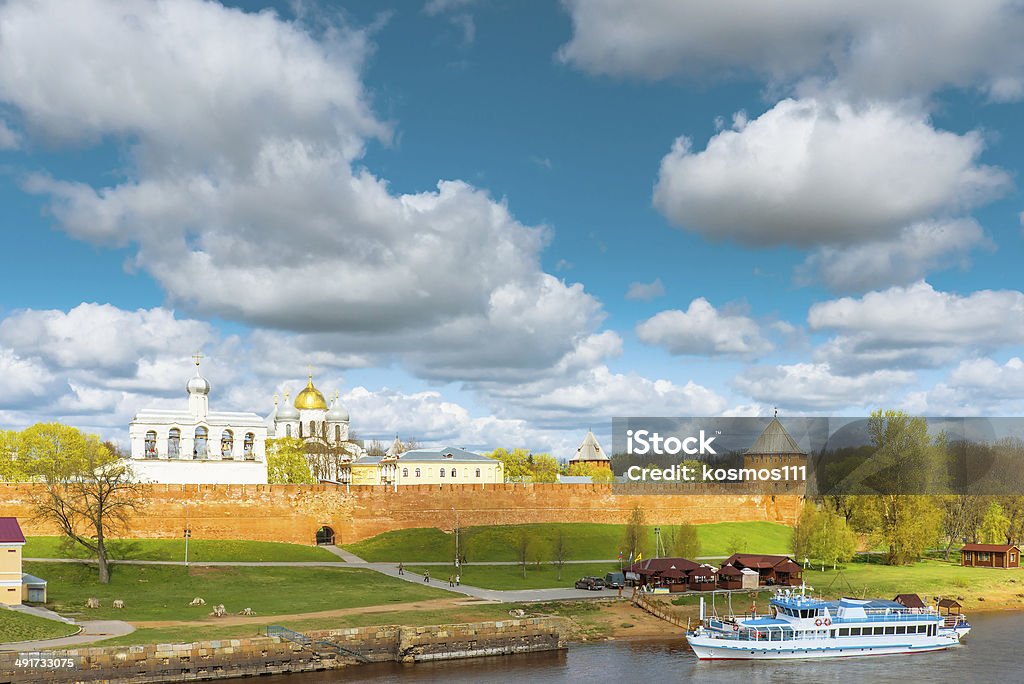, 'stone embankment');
0,617,568,683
